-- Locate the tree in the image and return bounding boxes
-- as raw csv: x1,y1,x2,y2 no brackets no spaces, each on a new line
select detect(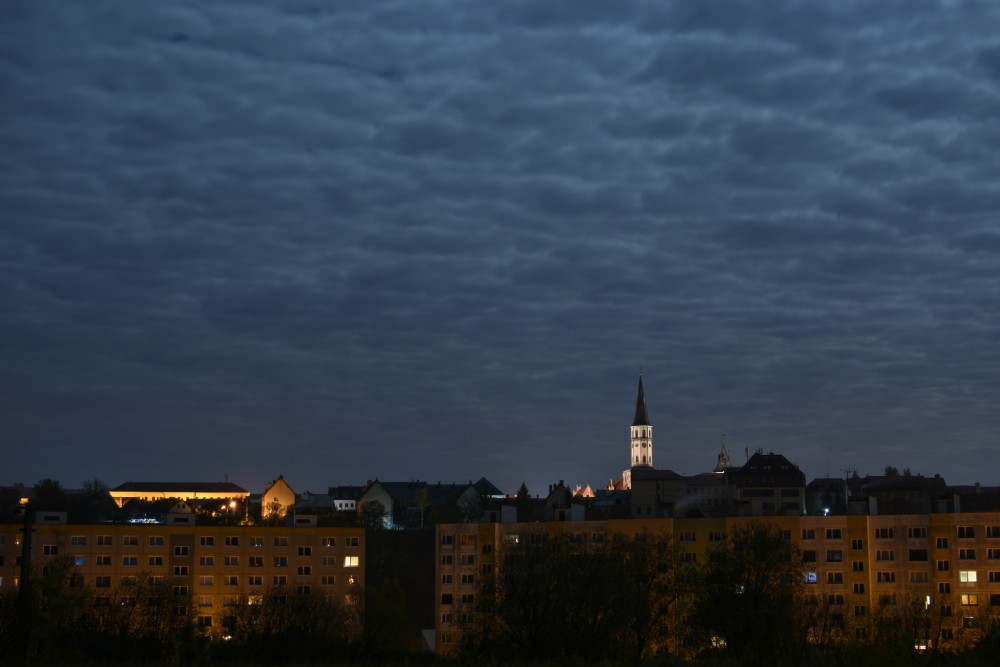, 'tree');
362,500,387,530
32,479,67,511
884,466,899,477
691,522,807,667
